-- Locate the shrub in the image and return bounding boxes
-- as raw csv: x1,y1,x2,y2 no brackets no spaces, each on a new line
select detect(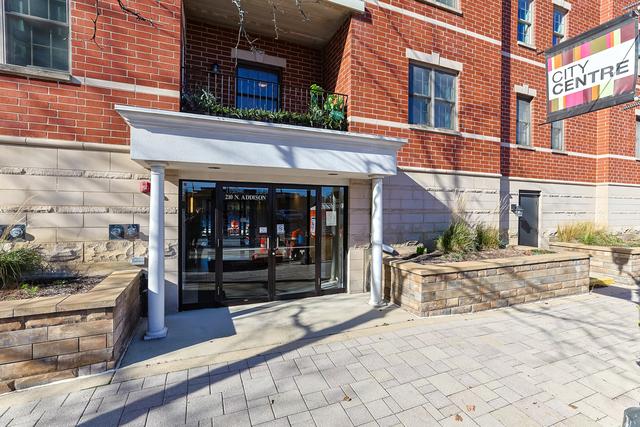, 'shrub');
0,247,44,289
475,224,501,250
436,221,476,254
556,222,623,246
